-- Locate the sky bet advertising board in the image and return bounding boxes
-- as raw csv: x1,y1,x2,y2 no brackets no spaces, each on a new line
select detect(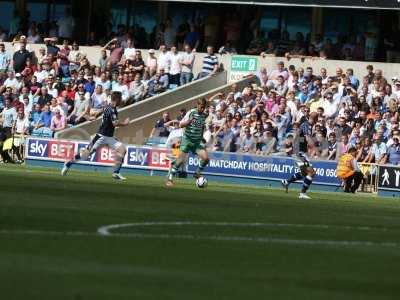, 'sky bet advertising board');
26,137,340,185
26,137,171,171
